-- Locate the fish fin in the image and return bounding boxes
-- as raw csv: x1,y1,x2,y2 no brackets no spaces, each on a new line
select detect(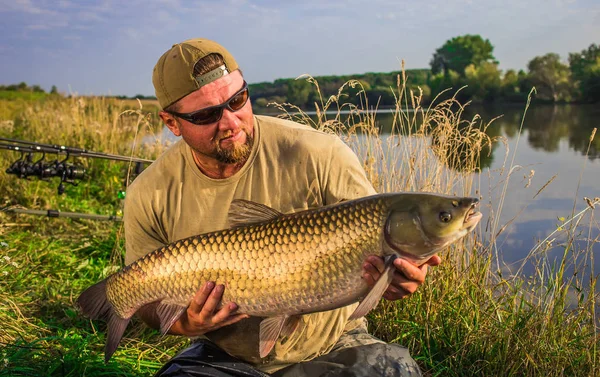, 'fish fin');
156,301,187,335
77,279,130,363
228,200,283,228
77,279,112,320
259,315,289,358
105,314,130,363
349,255,398,320
280,315,302,338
